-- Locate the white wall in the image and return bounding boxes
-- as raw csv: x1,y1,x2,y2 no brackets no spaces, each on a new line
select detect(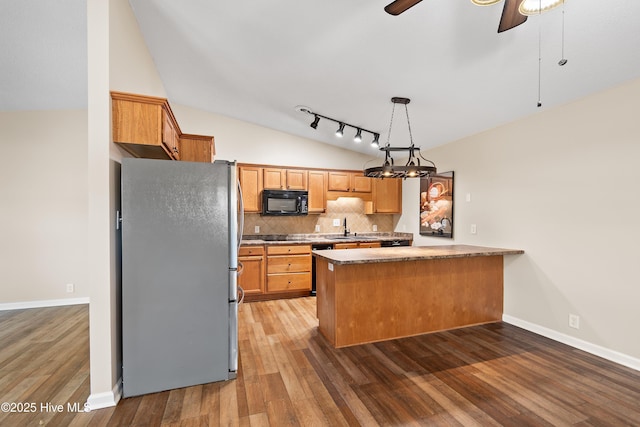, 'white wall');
396,77,640,364
0,110,88,305
173,104,376,169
